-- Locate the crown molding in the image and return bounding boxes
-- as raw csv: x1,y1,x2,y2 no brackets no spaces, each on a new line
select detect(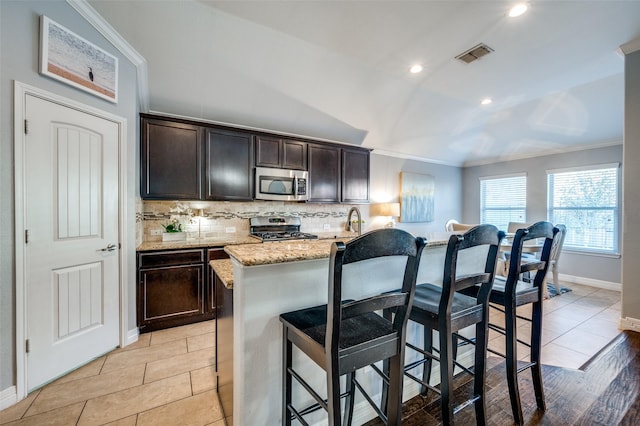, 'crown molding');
66,0,149,111
618,37,640,55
